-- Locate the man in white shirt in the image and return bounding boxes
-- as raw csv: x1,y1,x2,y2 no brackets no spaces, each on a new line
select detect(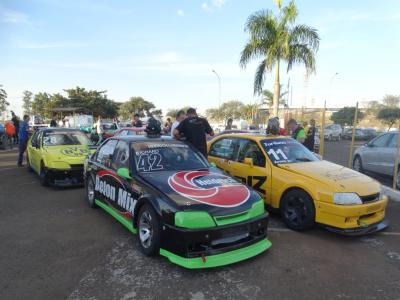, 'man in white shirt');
96,116,104,143
171,110,186,137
